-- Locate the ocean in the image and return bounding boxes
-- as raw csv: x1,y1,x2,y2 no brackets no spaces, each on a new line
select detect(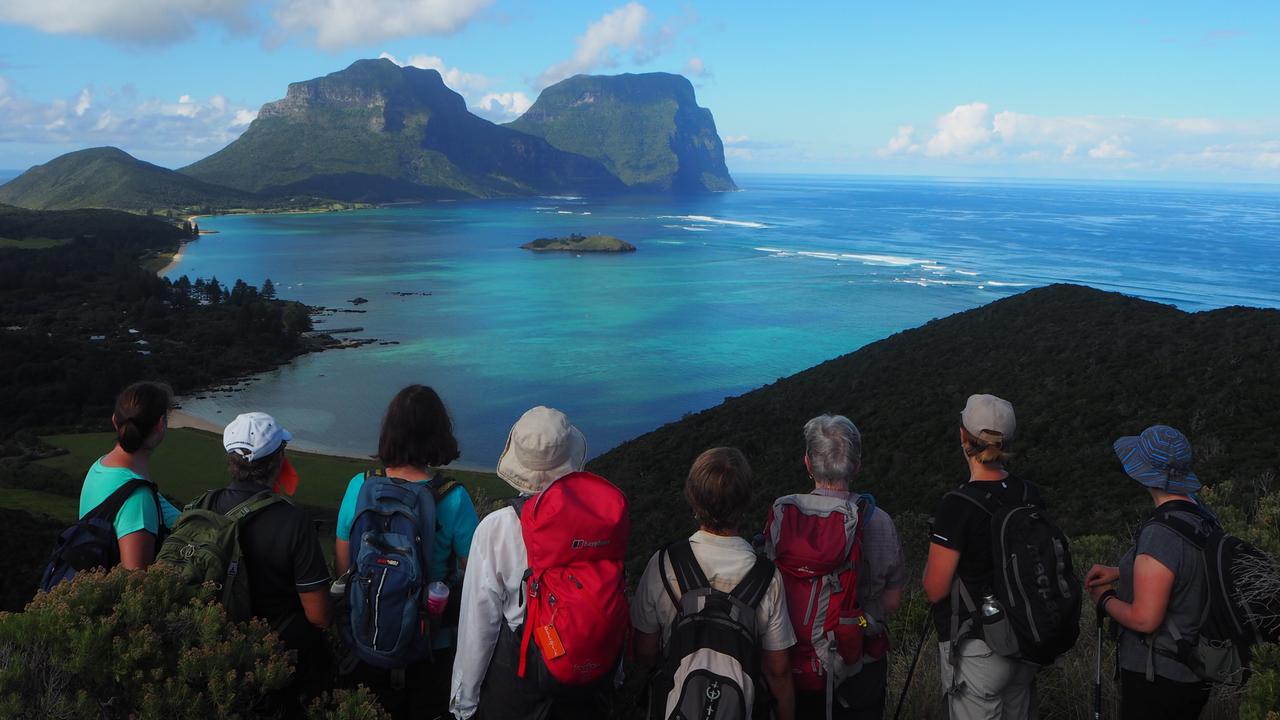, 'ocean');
169,174,1280,467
